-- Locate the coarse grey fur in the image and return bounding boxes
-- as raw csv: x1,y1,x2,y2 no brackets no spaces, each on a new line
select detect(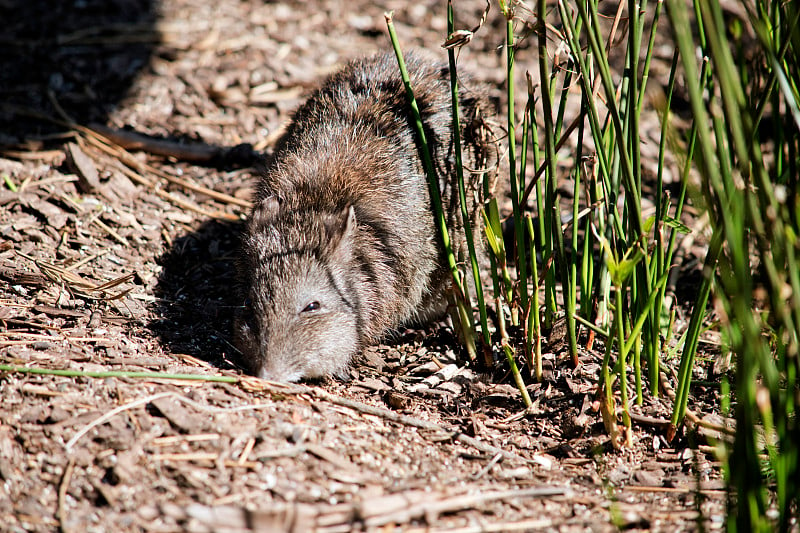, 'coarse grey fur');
235,51,493,382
